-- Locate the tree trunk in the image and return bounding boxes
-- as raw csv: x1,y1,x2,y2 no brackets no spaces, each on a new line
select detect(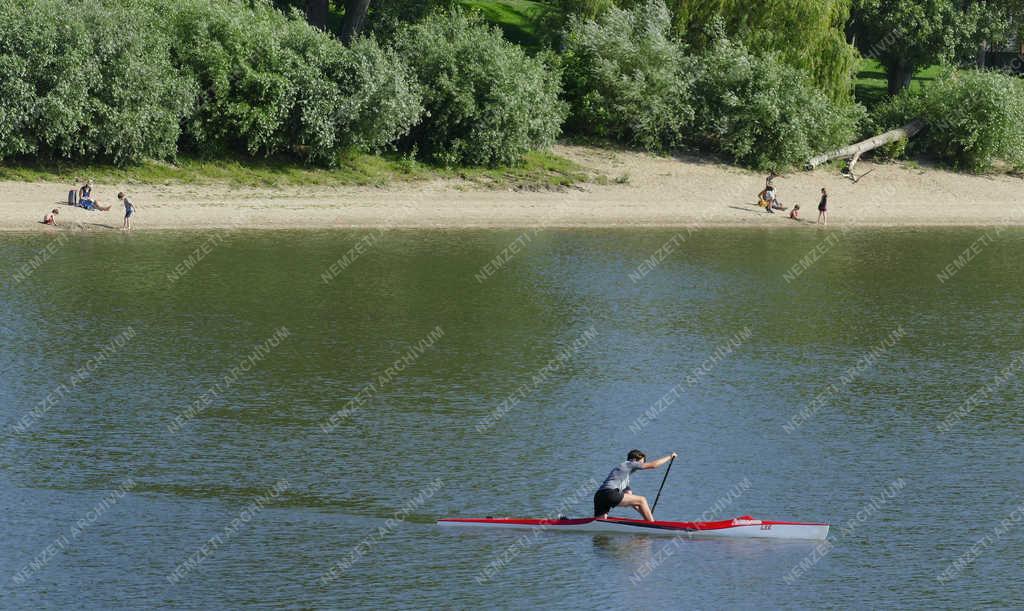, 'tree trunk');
976,41,988,69
886,60,915,95
306,0,328,30
340,0,371,45
806,120,925,170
